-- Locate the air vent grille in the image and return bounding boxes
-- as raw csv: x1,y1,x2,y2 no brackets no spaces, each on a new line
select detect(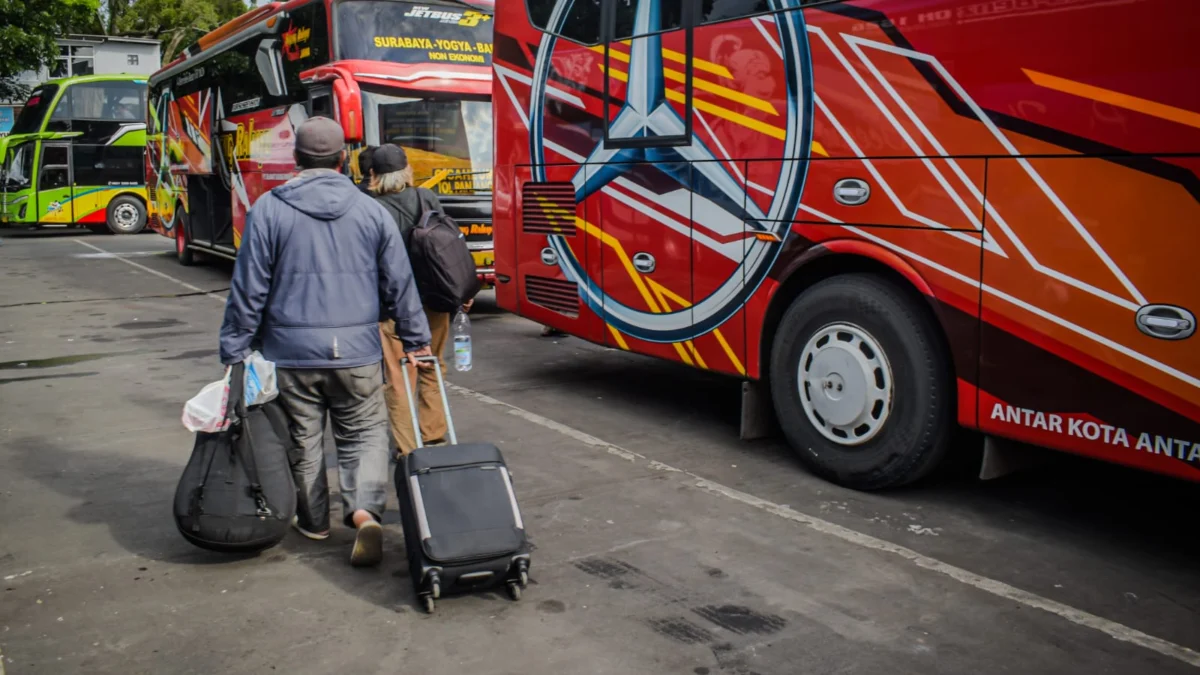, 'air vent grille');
522,182,577,236
525,275,580,317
